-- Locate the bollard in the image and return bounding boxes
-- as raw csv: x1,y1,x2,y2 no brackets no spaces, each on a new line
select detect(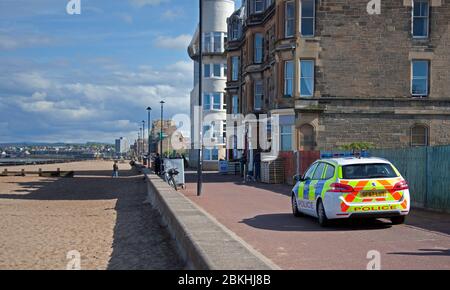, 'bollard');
38,168,42,177
21,169,25,176
57,168,61,177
